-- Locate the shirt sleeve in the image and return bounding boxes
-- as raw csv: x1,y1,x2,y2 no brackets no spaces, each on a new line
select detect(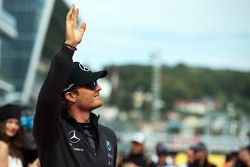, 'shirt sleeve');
33,45,74,149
